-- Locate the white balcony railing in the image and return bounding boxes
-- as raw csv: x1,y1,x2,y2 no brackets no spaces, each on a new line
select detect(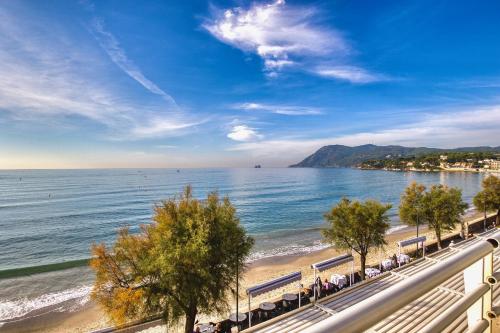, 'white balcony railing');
301,232,500,333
